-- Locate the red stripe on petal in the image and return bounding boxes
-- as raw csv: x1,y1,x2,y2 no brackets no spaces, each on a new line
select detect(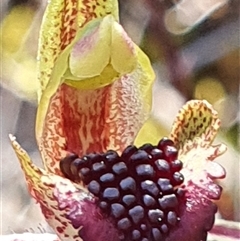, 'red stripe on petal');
61,84,110,156
40,71,149,175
